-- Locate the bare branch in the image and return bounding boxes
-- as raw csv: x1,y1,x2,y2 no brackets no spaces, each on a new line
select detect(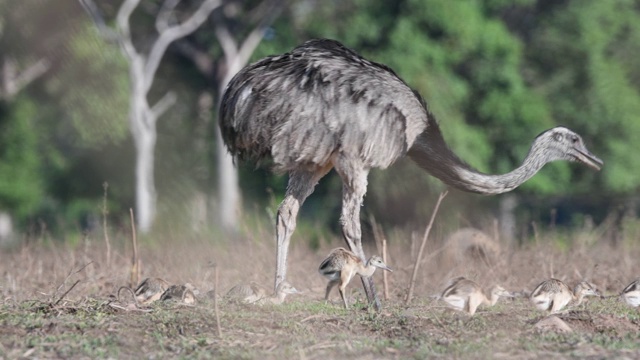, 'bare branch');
78,0,119,41
115,0,142,60
226,25,266,79
215,22,267,88
174,41,214,76
156,0,181,33
150,91,177,119
1,57,50,100
143,0,221,93
214,24,238,63
216,0,285,86
12,59,50,95
247,0,288,23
